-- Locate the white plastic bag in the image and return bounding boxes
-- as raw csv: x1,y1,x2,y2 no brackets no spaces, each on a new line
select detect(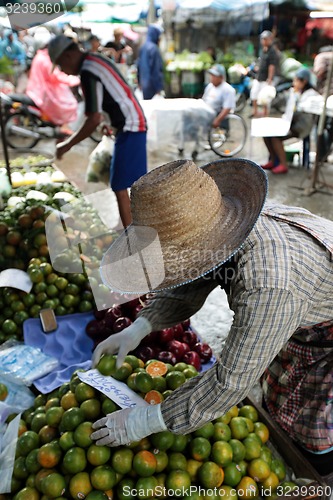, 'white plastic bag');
257,84,277,105
0,414,20,494
86,135,114,183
